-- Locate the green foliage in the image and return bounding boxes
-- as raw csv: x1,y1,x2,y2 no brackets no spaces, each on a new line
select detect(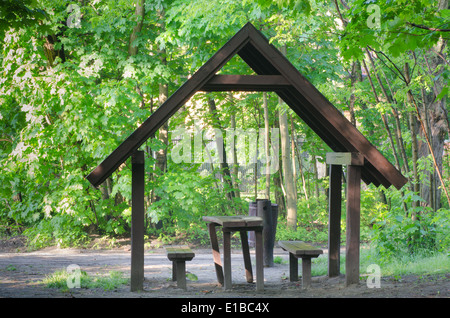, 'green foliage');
148,162,247,239
370,189,449,261
0,0,448,262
